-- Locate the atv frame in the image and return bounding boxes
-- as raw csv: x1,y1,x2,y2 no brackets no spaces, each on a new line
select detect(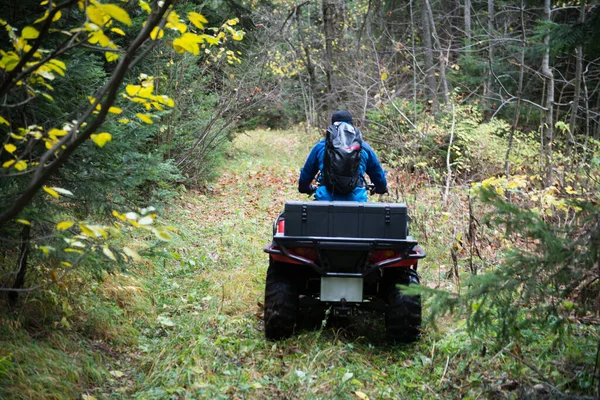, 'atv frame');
263,205,425,342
